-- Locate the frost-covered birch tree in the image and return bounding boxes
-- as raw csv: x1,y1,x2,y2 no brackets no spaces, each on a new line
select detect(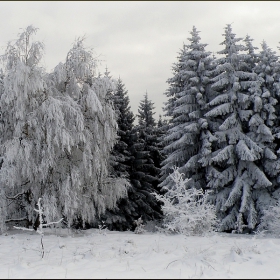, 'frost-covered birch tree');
0,26,49,231
43,37,128,228
0,26,127,232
